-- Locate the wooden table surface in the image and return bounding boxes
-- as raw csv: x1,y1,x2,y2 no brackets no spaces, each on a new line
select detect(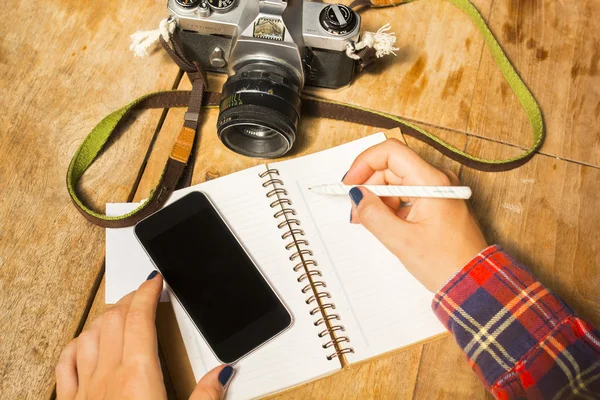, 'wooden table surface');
1,0,598,398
